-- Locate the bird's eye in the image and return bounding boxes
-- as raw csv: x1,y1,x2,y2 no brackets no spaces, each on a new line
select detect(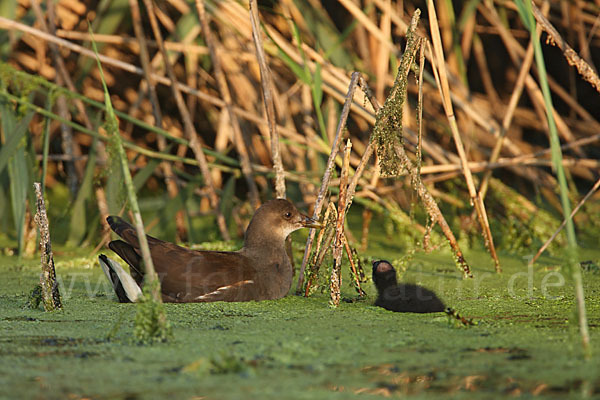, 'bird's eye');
284,212,292,219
